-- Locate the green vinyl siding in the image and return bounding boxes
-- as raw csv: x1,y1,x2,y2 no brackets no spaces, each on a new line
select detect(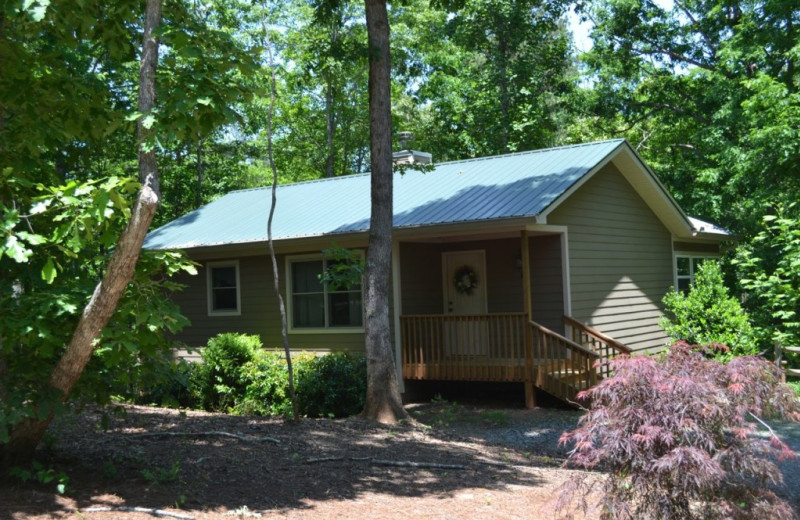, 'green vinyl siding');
549,163,673,352
169,253,365,353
